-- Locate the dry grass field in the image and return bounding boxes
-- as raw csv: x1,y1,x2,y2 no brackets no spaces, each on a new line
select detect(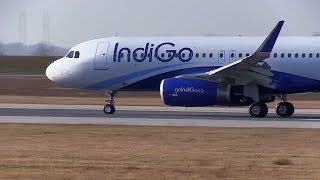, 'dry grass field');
1,124,320,180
